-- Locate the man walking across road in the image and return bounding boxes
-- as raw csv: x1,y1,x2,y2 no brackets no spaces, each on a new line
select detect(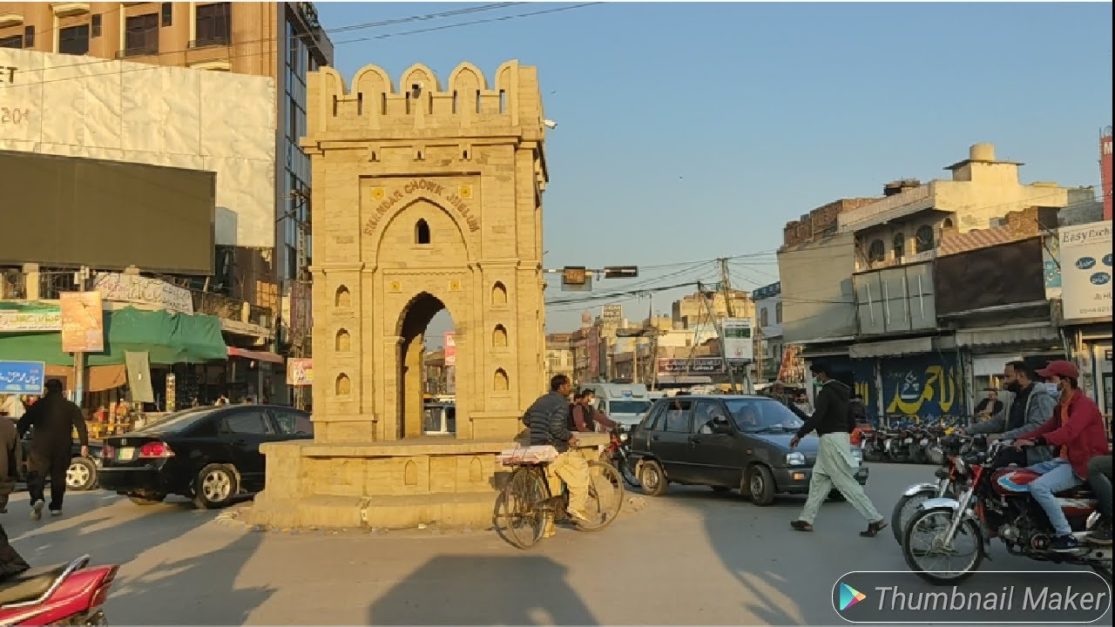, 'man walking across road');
790,362,887,537
17,380,89,520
